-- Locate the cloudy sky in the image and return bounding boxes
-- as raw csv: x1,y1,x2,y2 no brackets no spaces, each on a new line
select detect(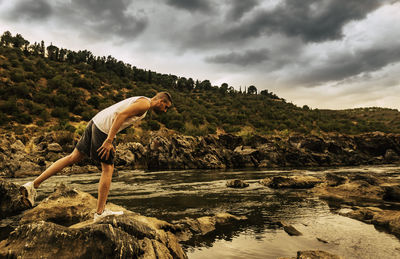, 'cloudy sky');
1,0,400,110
